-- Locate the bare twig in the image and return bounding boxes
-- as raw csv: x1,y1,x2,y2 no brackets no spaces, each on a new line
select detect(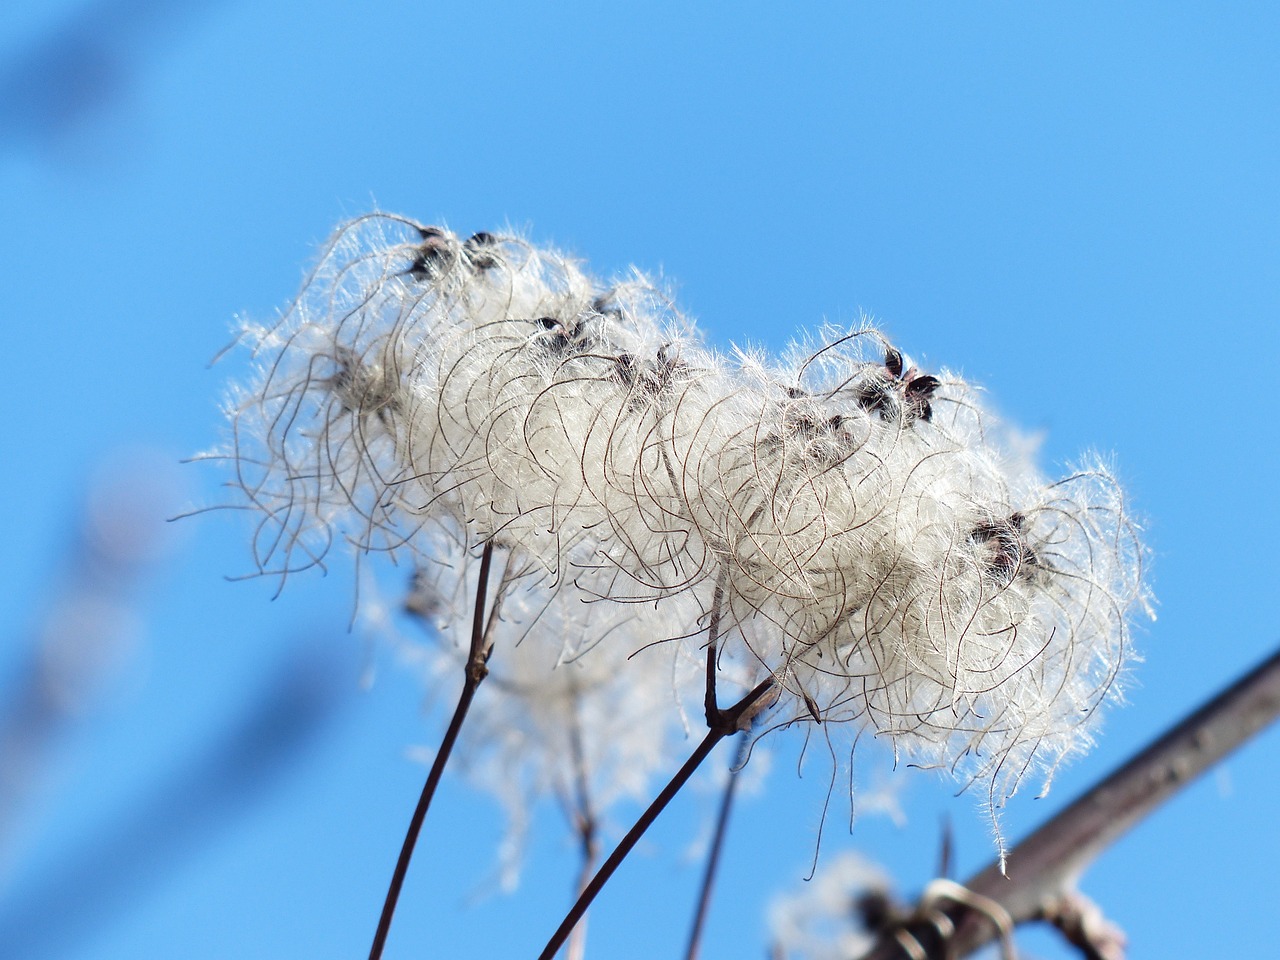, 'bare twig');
683,729,751,960
368,541,497,960
564,679,600,960
857,645,1280,960
1,464,168,866
0,641,347,960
